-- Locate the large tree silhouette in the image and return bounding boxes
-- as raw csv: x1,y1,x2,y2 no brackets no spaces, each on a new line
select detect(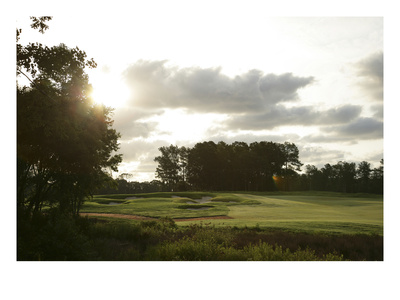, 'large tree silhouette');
17,17,122,216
